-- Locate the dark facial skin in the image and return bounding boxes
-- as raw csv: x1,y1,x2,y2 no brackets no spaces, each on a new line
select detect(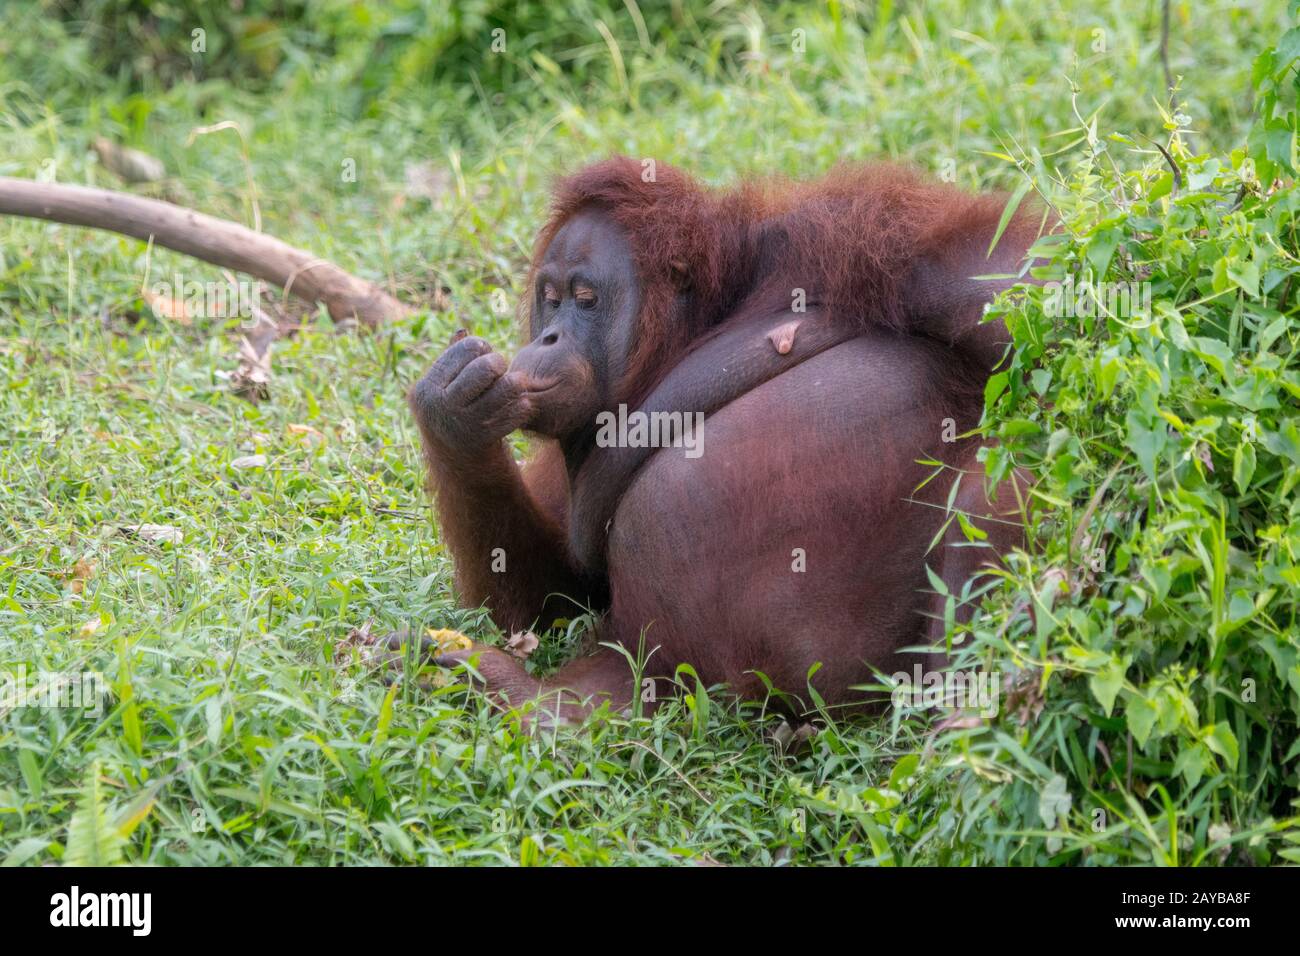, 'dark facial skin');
509,209,640,440
407,209,639,470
